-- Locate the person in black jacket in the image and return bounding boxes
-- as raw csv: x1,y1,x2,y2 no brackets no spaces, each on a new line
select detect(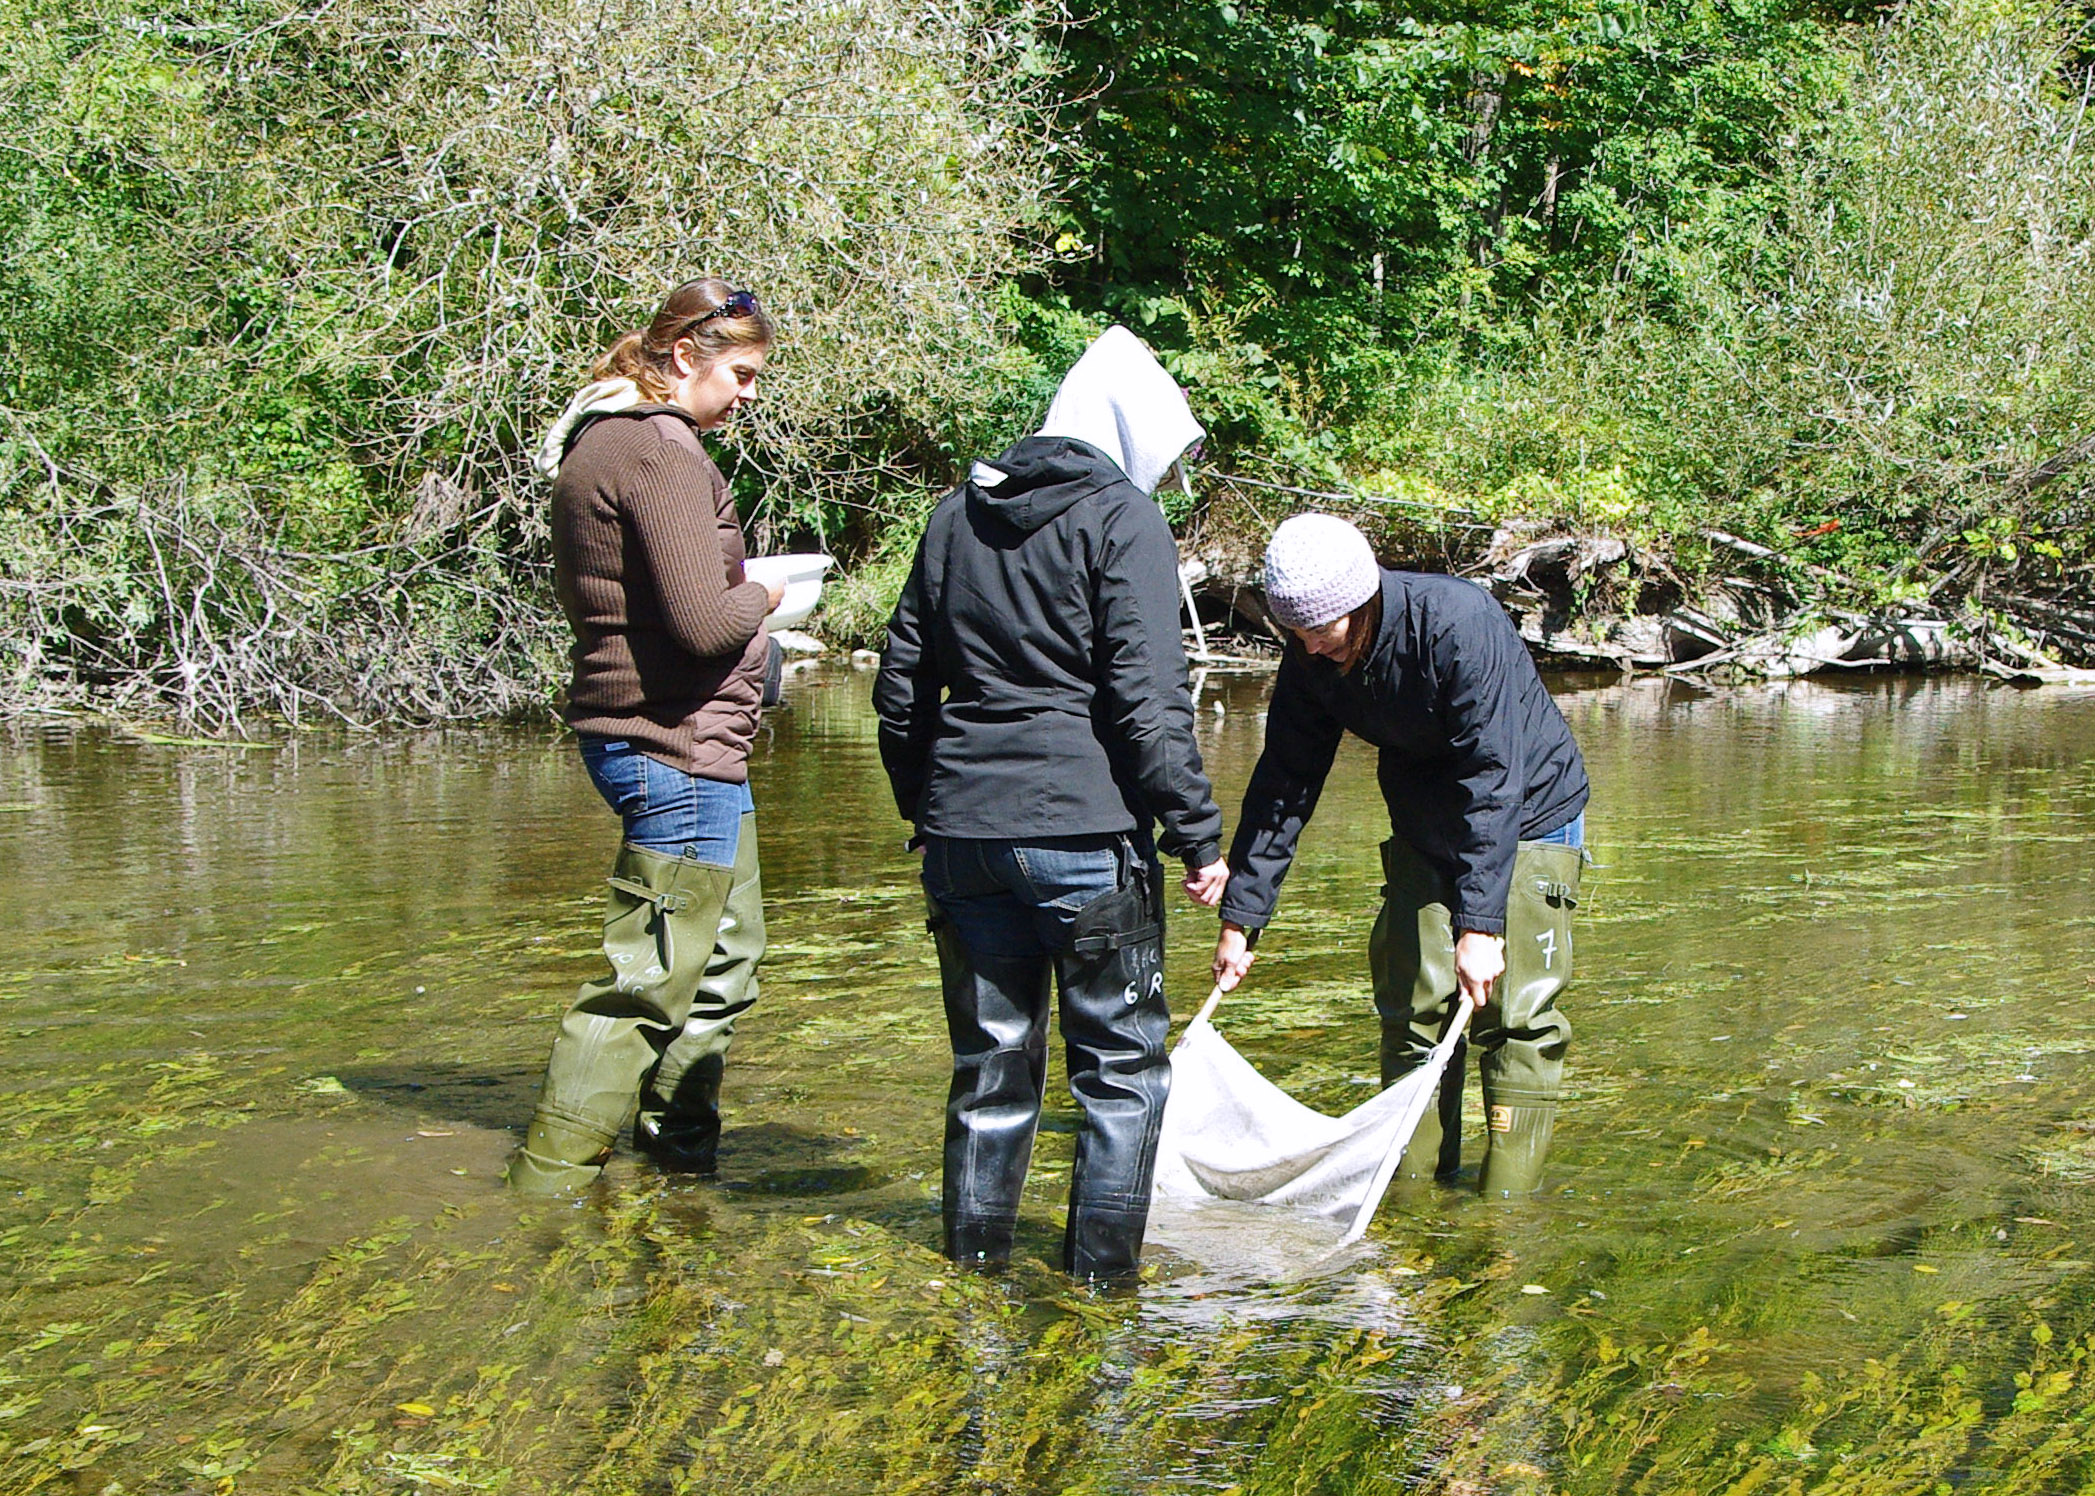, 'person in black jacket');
875,326,1227,1279
1211,514,1590,1197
